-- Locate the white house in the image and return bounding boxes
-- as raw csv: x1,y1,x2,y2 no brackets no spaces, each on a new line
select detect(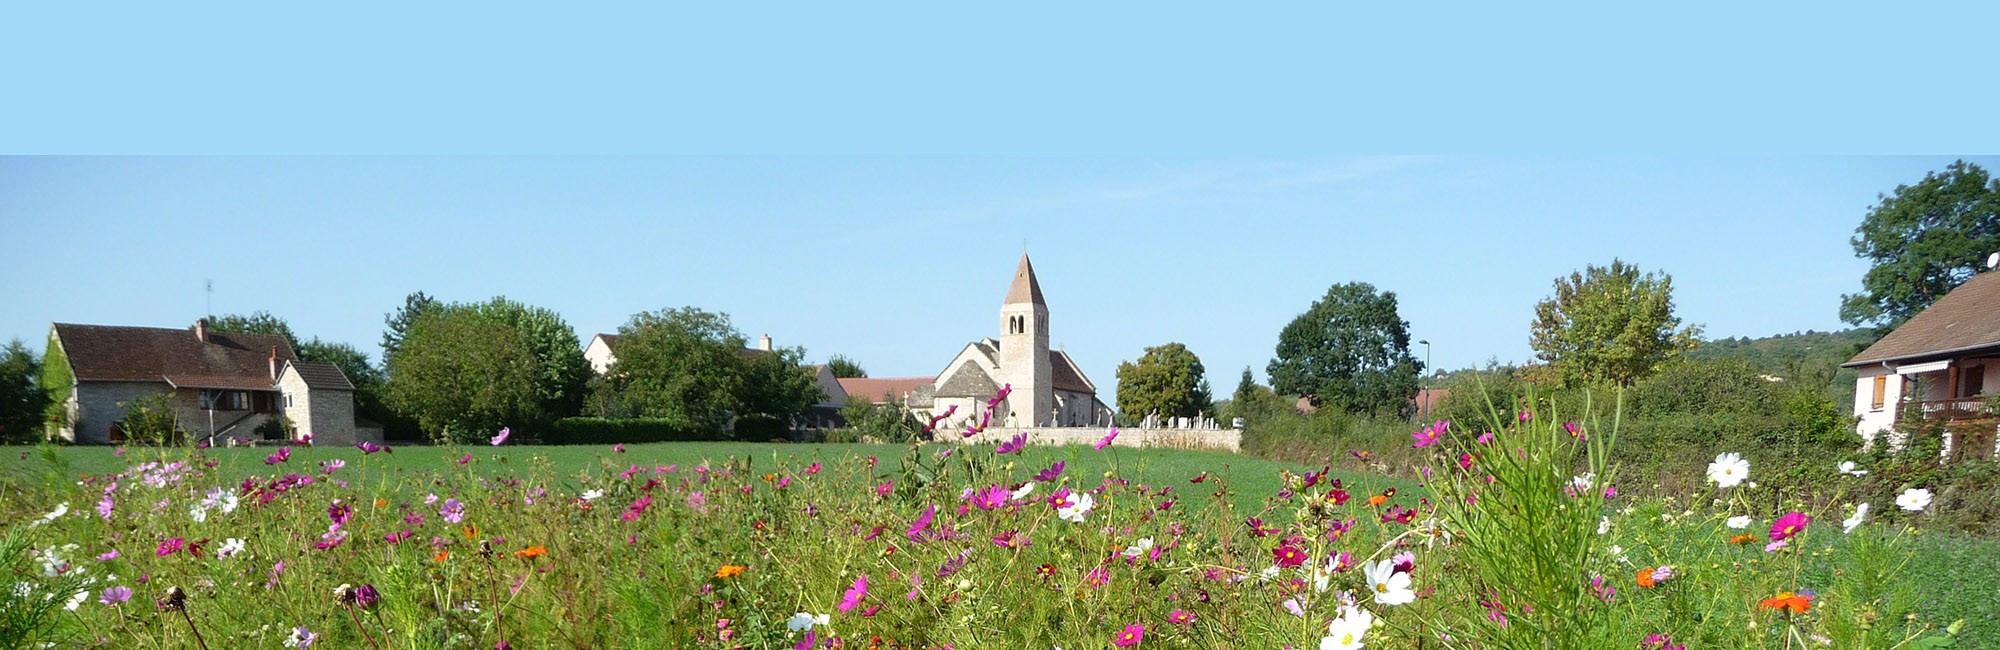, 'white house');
1842,267,2000,456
